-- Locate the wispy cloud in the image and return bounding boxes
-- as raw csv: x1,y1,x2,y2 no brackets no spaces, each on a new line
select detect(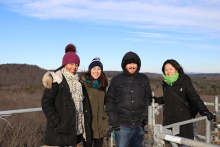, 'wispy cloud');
190,44,220,51
84,27,114,31
125,31,169,38
1,0,220,31
123,38,178,44
84,26,208,42
125,30,209,41
123,38,147,42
